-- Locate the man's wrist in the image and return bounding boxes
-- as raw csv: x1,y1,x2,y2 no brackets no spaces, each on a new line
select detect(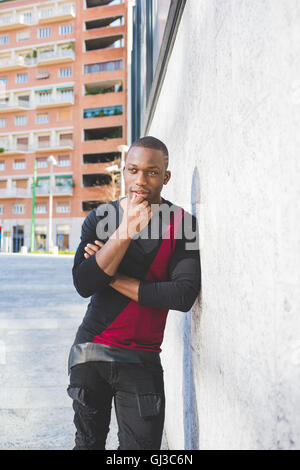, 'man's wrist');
117,222,131,241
